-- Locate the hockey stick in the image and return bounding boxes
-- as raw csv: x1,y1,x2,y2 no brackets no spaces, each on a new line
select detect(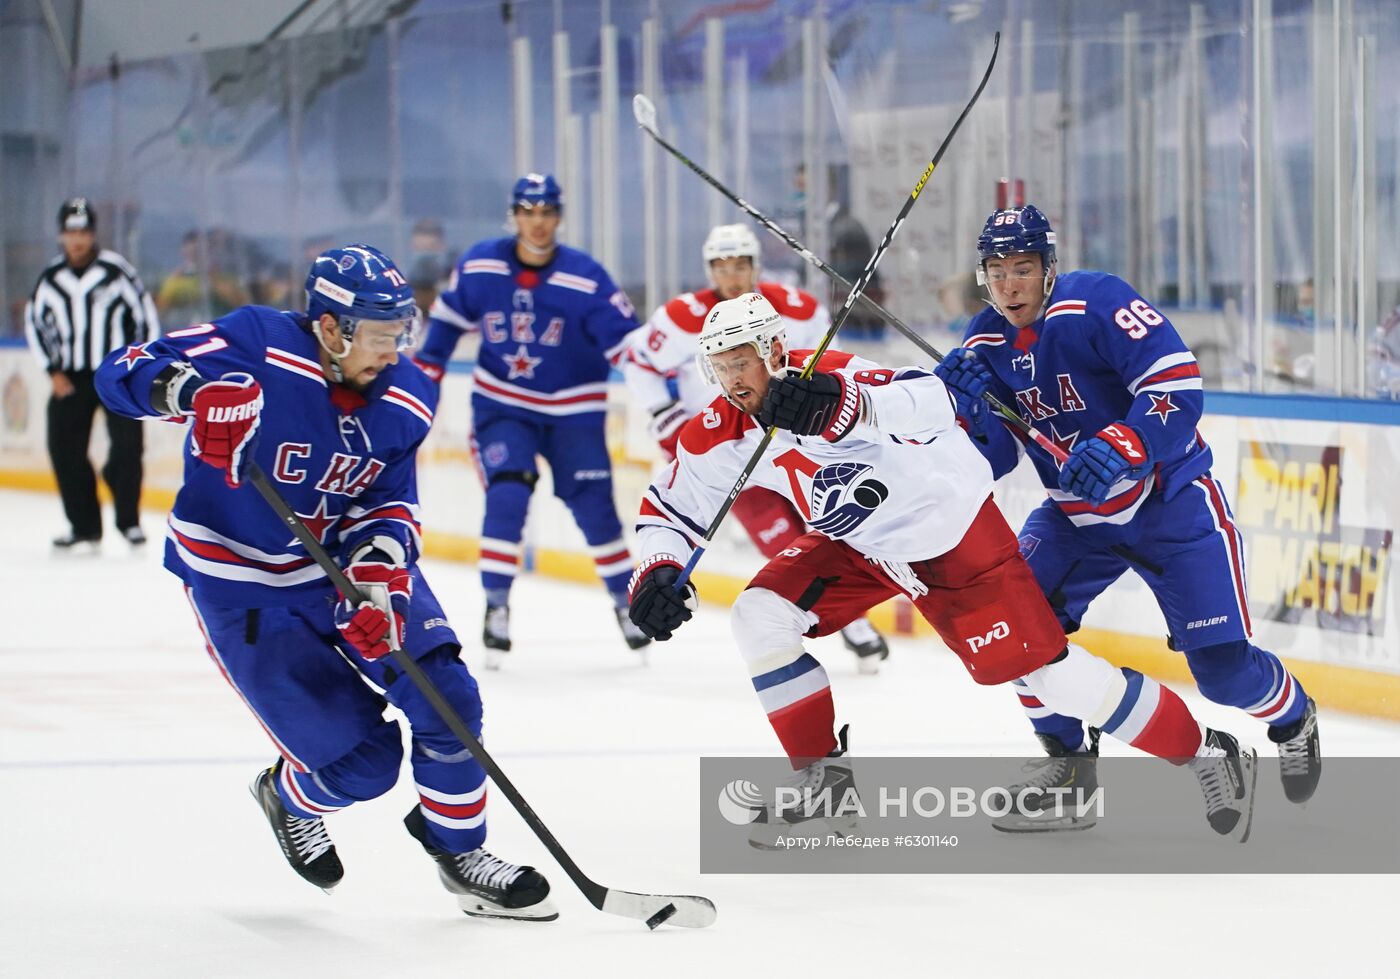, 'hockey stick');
660,32,1000,587
633,54,1162,578
247,464,716,931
